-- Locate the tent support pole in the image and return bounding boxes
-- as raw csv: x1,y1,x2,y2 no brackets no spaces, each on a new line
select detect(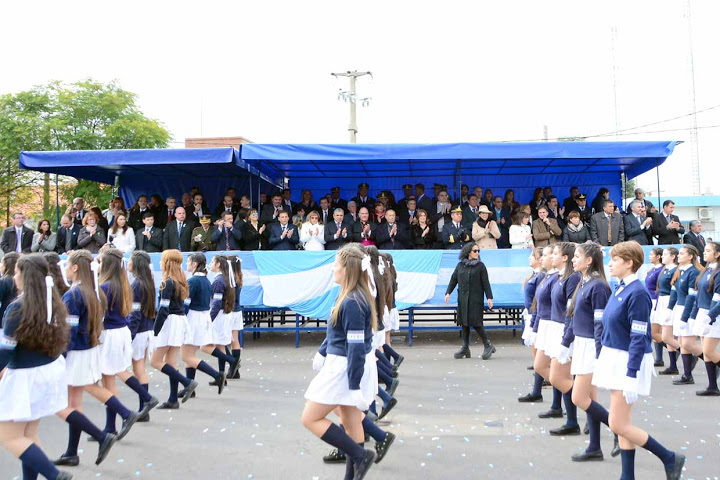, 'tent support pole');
656,159,661,211
257,161,262,210
55,173,60,228
621,172,626,211
249,173,253,208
